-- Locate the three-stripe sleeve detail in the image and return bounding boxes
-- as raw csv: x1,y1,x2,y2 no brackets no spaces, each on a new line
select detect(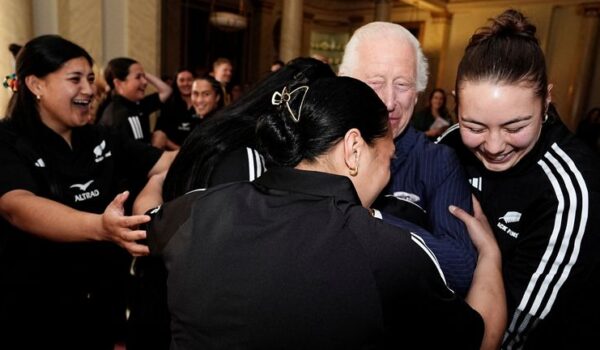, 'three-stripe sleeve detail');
246,147,267,181
503,143,589,349
128,116,144,140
